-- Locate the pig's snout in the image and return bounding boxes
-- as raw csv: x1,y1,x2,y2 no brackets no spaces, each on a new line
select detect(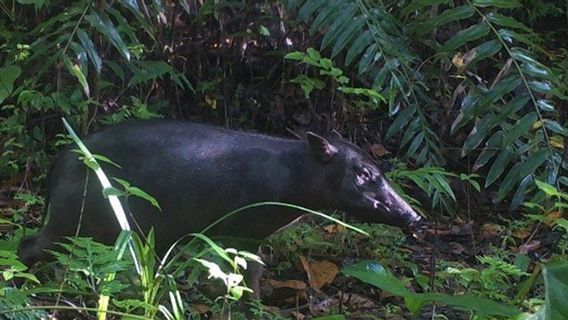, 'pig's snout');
374,179,424,230
405,214,424,230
